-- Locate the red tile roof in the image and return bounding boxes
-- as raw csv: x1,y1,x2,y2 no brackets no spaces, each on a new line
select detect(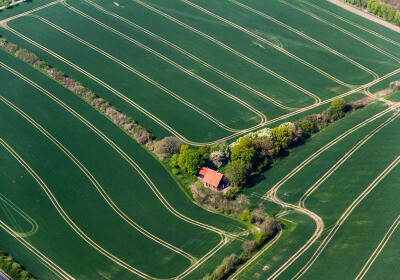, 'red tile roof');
200,167,223,188
199,167,208,176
